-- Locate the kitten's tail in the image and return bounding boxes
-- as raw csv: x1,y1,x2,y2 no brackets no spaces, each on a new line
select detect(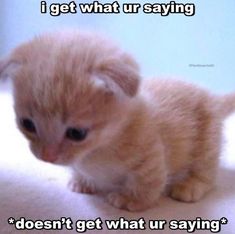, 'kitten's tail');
219,93,235,118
